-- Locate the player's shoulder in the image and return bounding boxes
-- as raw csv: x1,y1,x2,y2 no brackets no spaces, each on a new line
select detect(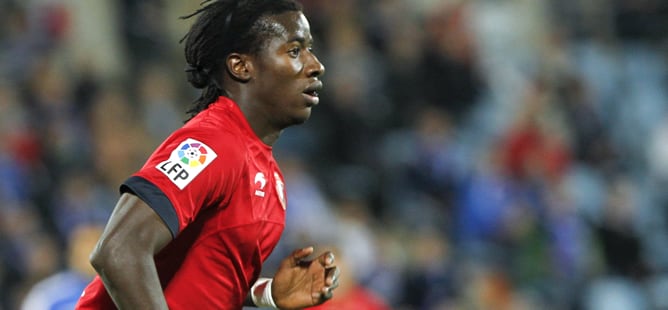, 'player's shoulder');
165,126,247,163
150,127,247,189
